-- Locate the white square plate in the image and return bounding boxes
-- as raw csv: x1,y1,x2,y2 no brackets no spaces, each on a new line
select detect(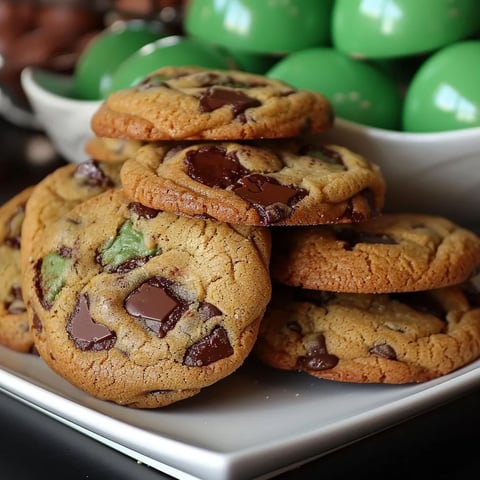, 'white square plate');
0,345,479,480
